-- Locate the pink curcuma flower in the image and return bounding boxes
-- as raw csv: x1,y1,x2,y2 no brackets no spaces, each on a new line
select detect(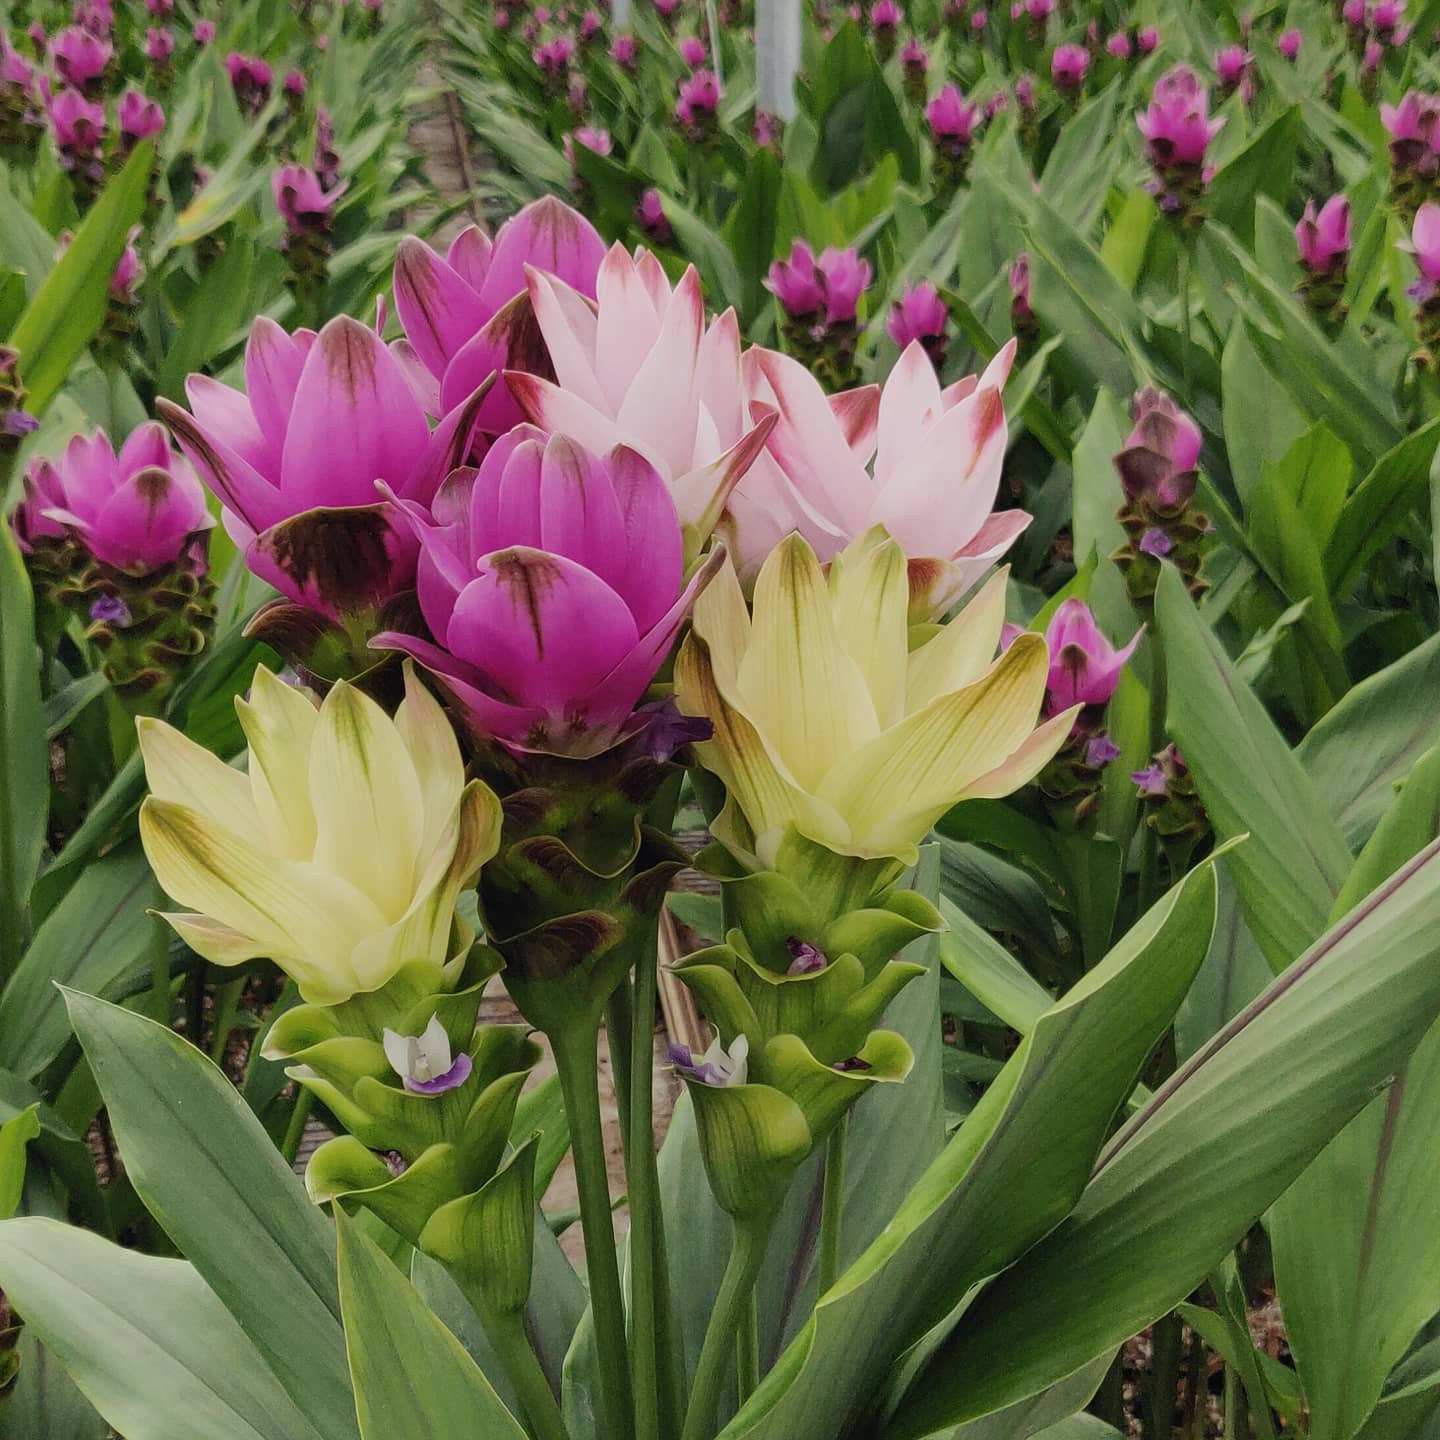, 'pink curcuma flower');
371,429,724,757
1137,65,1226,167
1278,27,1301,59
766,241,826,315
1009,252,1033,324
1114,387,1202,511
110,226,143,300
887,281,948,349
118,89,164,142
1106,31,1132,58
272,165,340,234
50,25,110,87
144,27,174,62
1380,91,1440,149
1405,203,1440,300
610,33,638,66
283,68,307,97
507,243,776,537
1296,195,1351,275
46,86,105,158
1215,45,1249,86
901,35,928,69
727,340,1028,612
816,246,870,322
12,424,212,573
679,34,707,66
636,187,673,242
1137,24,1159,52
1051,44,1088,90
1,33,36,90
193,19,216,44
675,68,720,131
391,196,607,434
1034,599,1142,717
926,82,980,150
871,0,902,27
225,52,272,109
157,316,490,619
